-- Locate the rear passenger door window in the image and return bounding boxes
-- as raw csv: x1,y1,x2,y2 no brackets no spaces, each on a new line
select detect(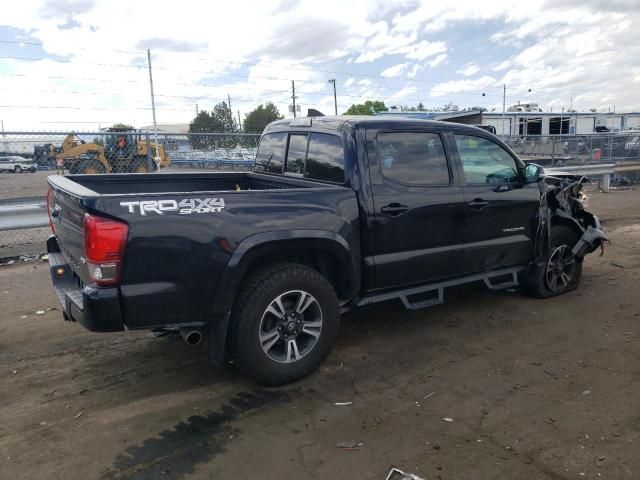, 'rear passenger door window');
305,133,345,183
254,132,287,173
377,131,450,185
285,134,308,176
